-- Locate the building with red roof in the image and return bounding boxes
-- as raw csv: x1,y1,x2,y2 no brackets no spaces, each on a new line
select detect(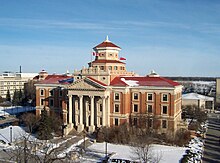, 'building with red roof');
35,37,185,135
